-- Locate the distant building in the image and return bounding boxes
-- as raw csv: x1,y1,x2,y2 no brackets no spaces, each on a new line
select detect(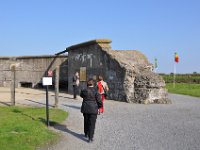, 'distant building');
0,55,68,89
